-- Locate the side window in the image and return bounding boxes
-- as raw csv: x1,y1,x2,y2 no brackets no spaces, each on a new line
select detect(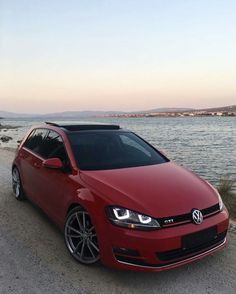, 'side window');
120,134,151,157
41,131,70,169
23,130,36,149
24,129,48,154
